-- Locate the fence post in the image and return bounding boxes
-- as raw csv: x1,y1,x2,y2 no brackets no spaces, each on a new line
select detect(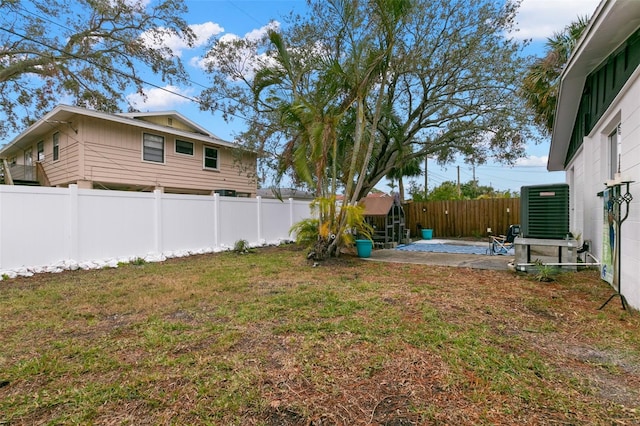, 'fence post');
213,193,220,248
154,189,163,255
256,195,263,242
68,184,79,262
289,198,295,229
